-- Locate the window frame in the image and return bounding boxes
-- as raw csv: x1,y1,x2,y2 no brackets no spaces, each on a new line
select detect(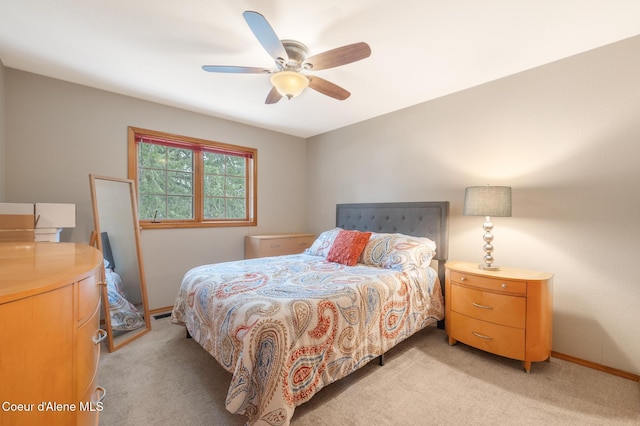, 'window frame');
127,126,257,229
